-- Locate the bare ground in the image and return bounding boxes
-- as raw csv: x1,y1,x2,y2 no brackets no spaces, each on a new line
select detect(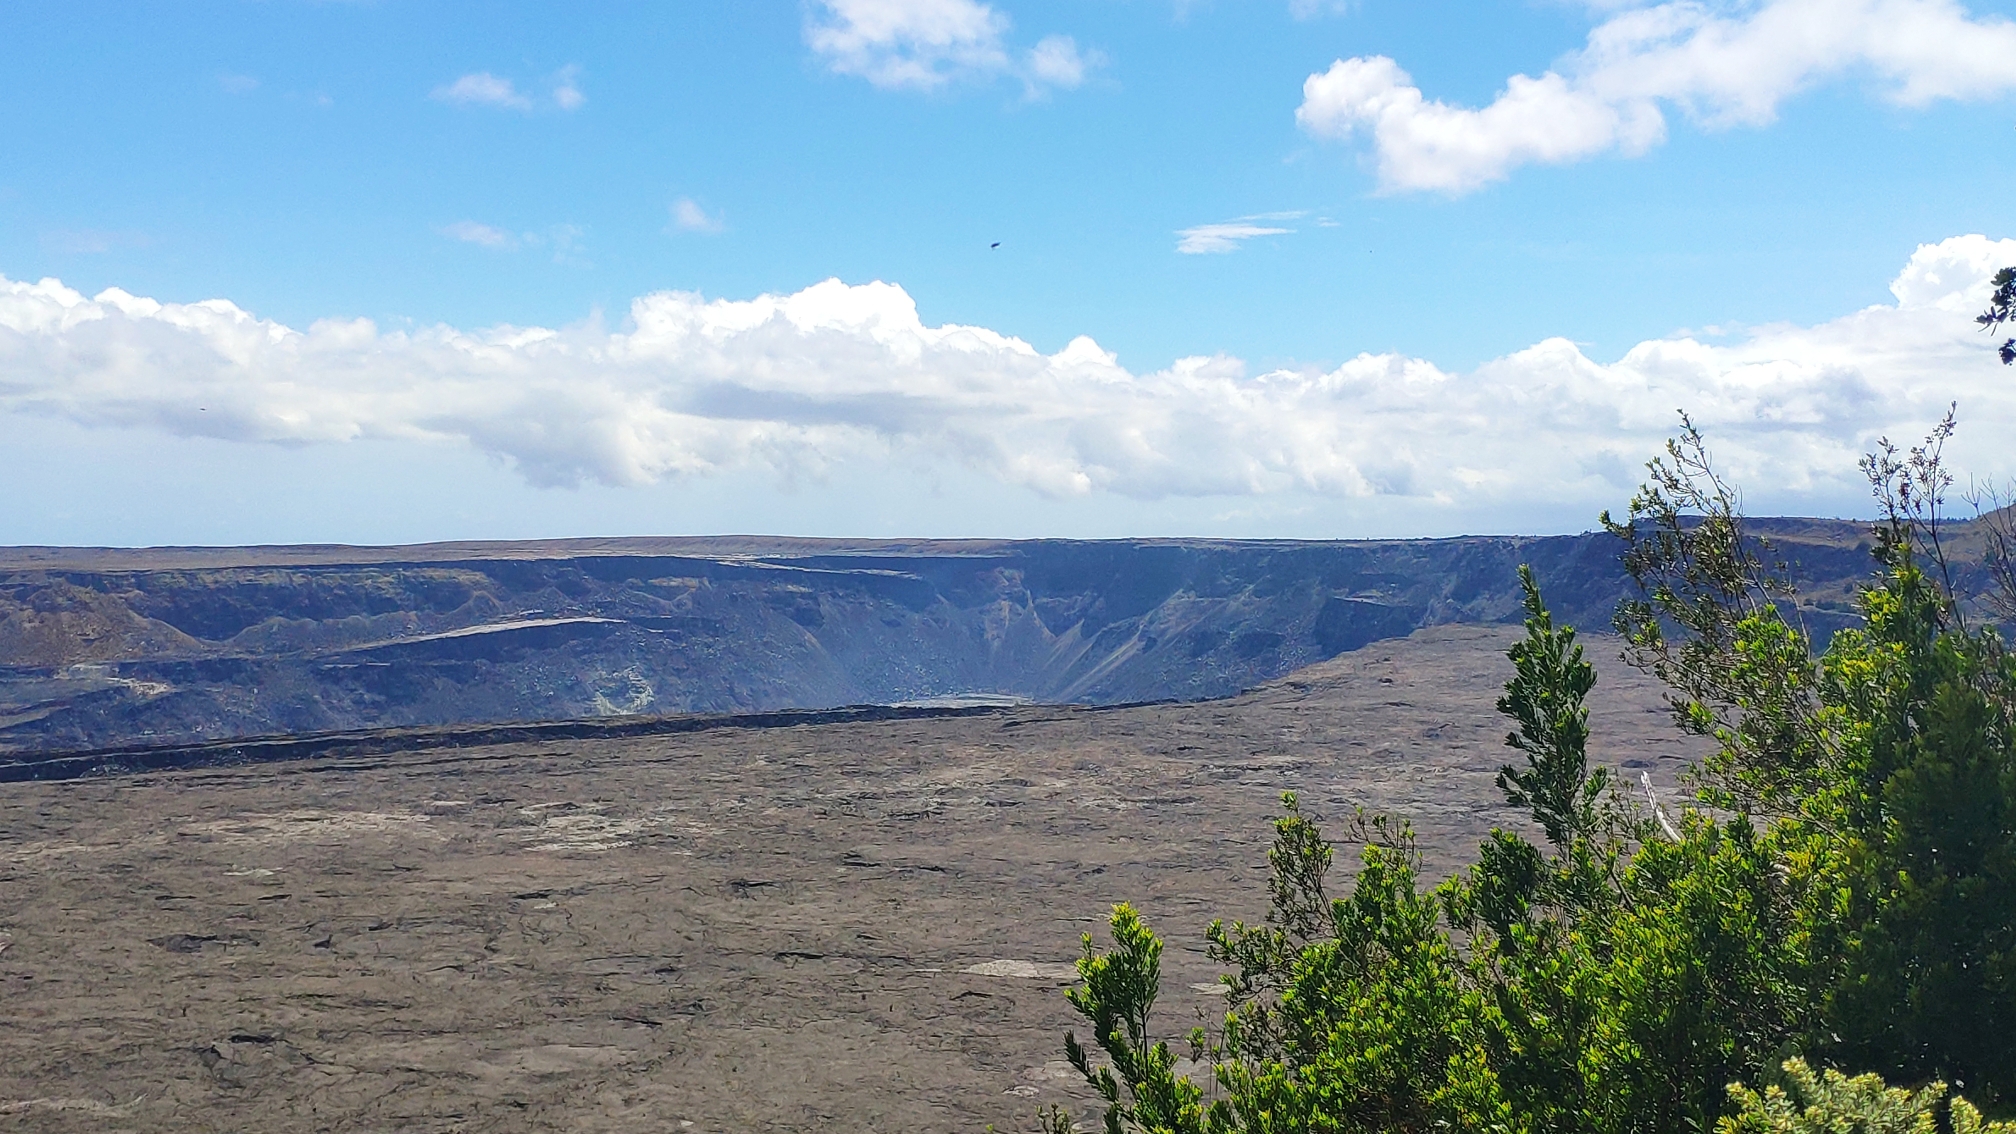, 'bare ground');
0,626,1701,1133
